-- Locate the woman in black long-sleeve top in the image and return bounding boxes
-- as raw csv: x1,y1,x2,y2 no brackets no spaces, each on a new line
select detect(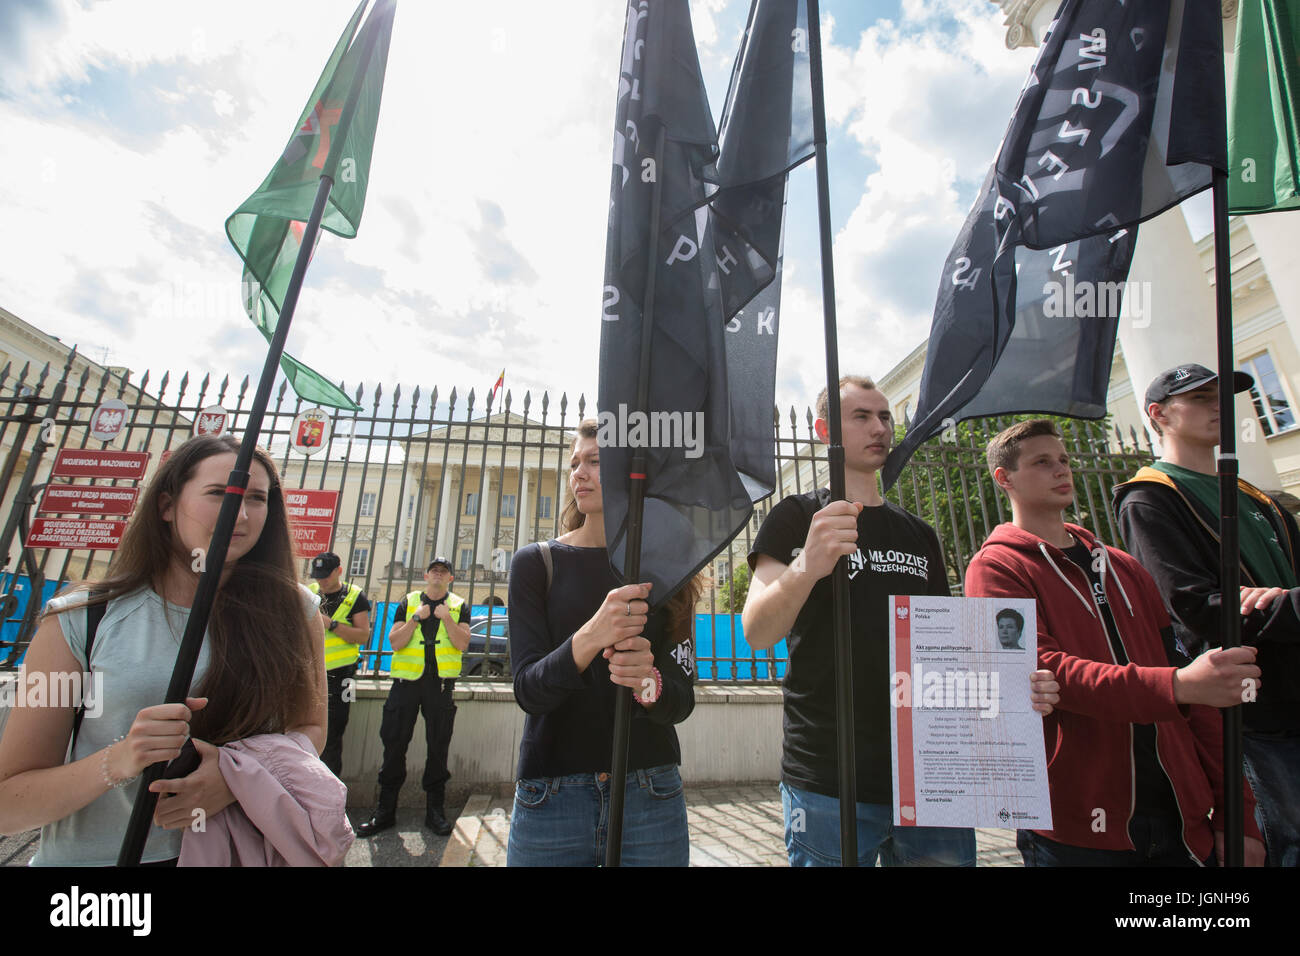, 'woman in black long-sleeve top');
506,419,700,866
